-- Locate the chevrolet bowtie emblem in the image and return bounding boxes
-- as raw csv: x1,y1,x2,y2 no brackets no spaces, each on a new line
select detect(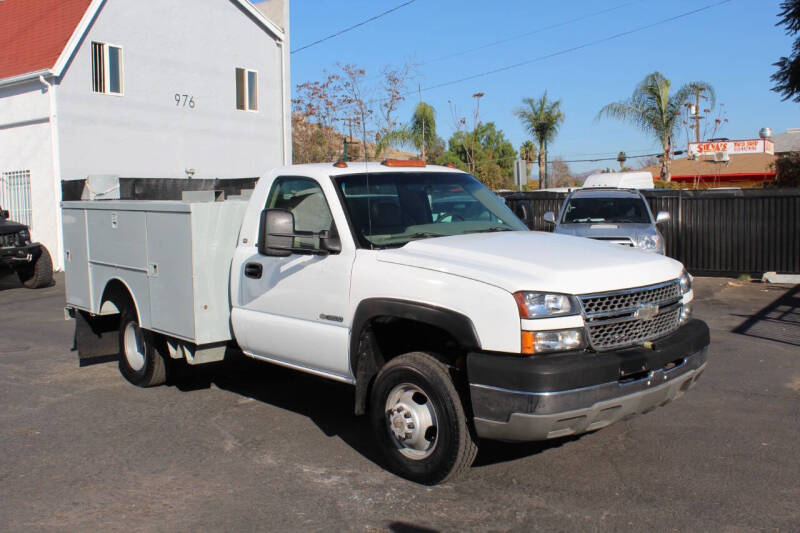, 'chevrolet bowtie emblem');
634,303,659,321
